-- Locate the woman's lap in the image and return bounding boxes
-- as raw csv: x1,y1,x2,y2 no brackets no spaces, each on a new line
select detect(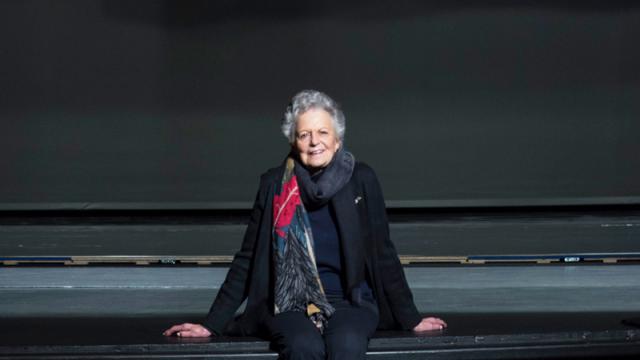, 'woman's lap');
264,299,379,360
